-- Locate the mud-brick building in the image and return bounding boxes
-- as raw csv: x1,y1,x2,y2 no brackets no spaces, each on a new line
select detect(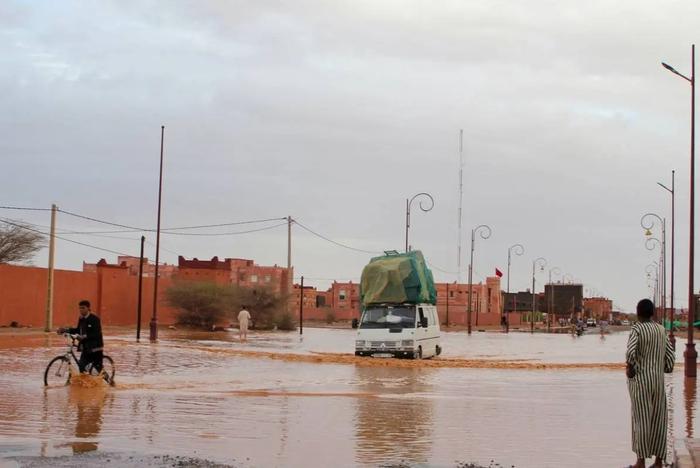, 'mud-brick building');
583,297,613,321
177,256,292,296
